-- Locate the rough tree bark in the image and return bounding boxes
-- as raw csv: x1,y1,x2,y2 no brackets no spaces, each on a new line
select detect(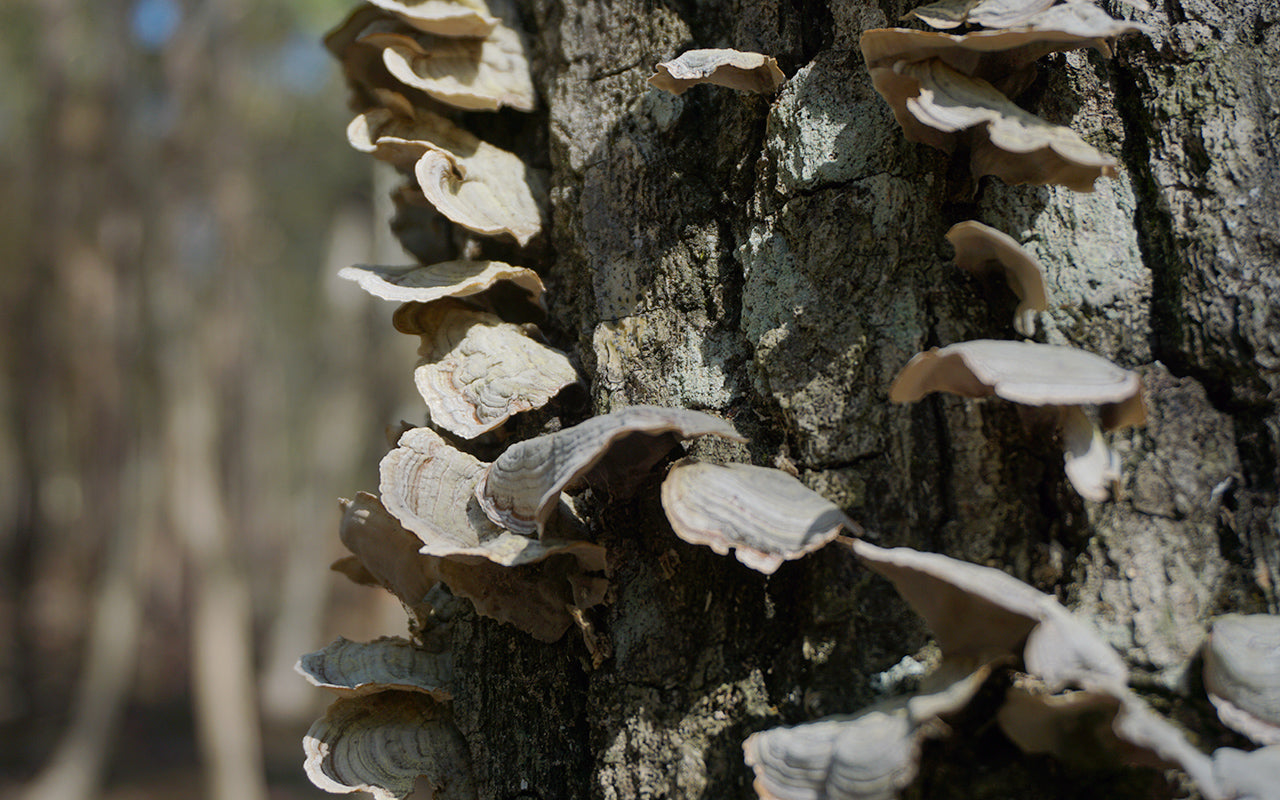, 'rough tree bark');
422,1,1280,797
